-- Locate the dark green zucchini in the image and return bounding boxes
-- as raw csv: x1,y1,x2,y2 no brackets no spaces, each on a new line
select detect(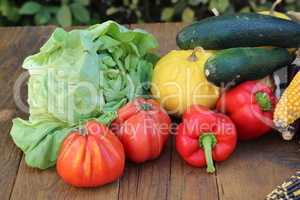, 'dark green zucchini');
177,13,300,50
204,47,295,86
